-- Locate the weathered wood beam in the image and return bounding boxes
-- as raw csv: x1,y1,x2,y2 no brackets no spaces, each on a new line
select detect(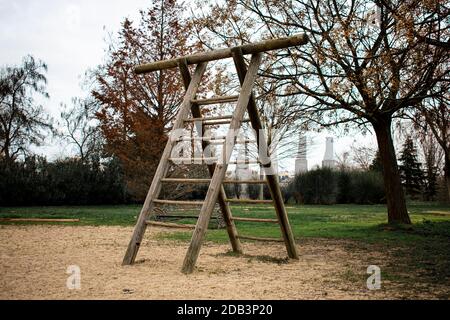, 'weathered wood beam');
146,221,196,230
191,95,239,105
135,34,308,74
153,199,204,206
238,235,284,243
